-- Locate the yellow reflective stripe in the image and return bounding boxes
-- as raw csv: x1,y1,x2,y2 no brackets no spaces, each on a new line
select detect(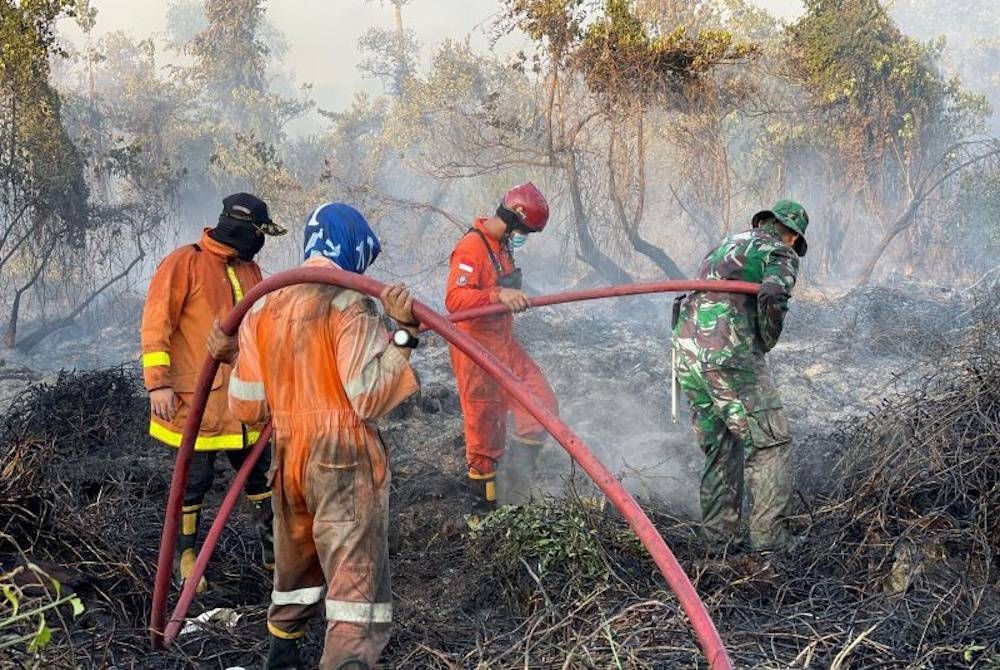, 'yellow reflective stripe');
225,265,244,302
148,420,259,451
267,622,306,640
245,491,272,503
142,351,171,368
467,471,496,481
182,511,198,536
485,480,496,502
181,503,203,513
